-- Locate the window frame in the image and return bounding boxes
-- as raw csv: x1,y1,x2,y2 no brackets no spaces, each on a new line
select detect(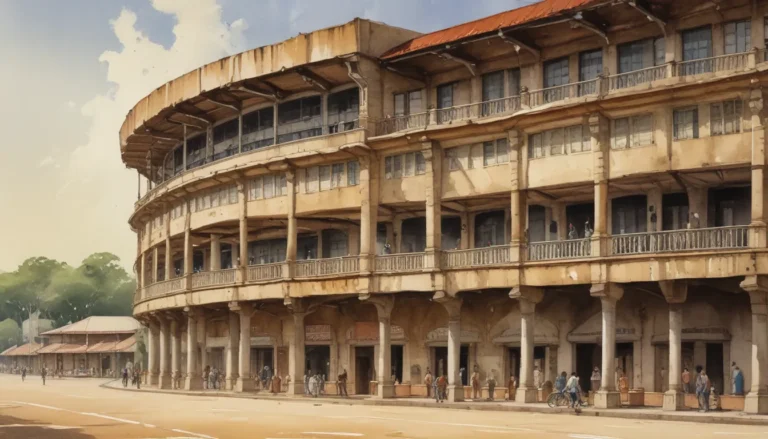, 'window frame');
673,106,700,140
